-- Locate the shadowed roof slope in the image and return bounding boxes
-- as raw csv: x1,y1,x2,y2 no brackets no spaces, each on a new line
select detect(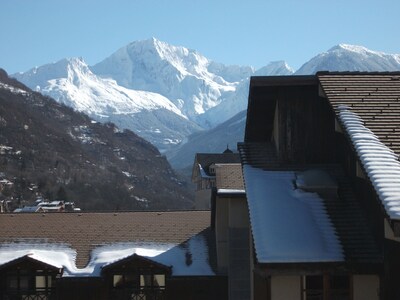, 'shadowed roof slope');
238,142,381,265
